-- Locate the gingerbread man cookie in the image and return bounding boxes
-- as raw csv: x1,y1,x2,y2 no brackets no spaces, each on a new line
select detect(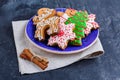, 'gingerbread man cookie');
84,14,99,36
57,8,77,17
48,14,76,49
65,8,77,17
